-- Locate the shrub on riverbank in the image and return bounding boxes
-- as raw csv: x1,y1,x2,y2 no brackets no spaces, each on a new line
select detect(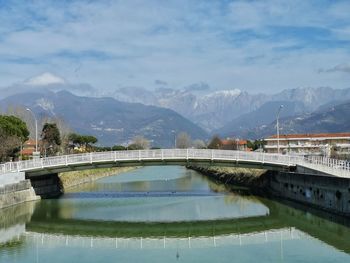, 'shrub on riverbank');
187,165,268,189
59,167,136,189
